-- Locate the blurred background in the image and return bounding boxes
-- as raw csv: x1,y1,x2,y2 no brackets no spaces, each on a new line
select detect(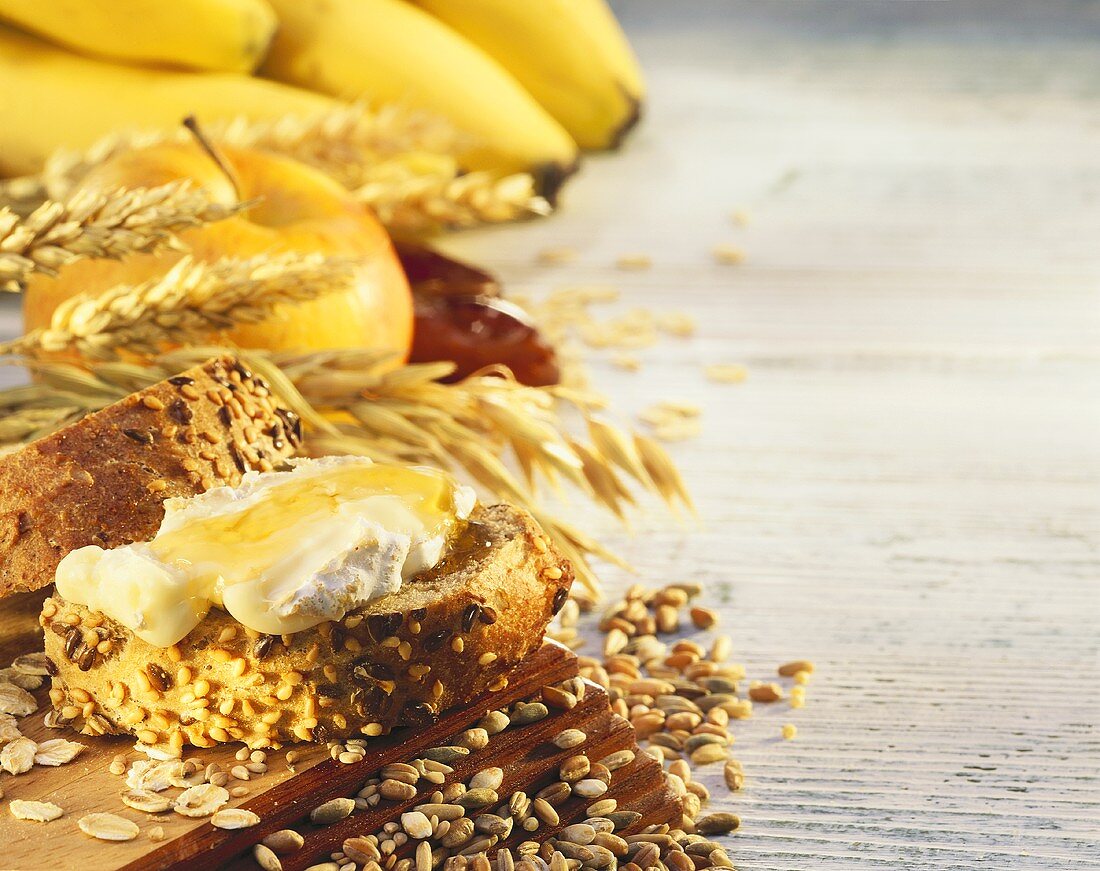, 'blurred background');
0,1,1097,867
